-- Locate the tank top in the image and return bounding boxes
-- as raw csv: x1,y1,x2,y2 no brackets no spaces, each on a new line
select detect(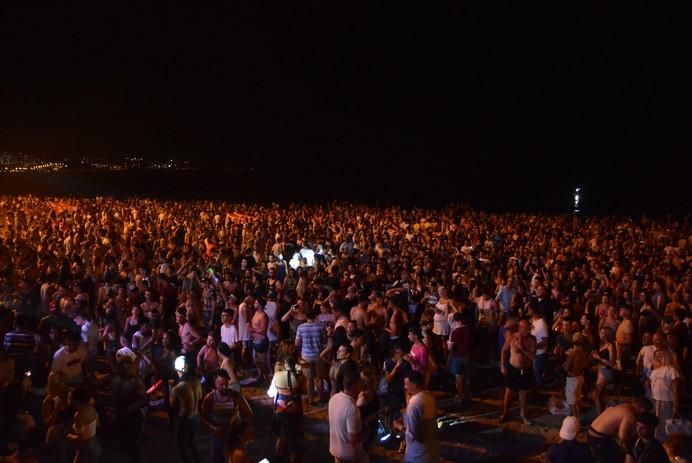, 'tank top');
433,303,450,336
208,390,240,427
598,345,612,369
